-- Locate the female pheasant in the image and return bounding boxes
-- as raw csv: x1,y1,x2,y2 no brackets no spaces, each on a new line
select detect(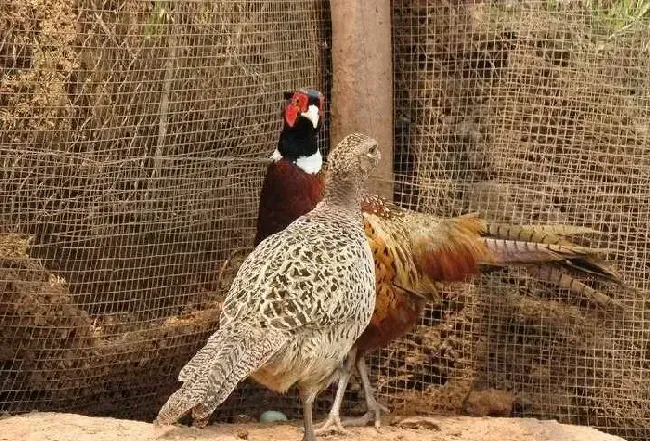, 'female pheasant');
155,133,381,441
255,89,625,434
